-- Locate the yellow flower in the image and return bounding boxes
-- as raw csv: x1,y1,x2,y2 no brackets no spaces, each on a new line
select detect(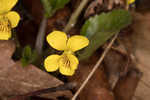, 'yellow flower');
127,0,135,4
0,0,20,40
44,31,89,76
